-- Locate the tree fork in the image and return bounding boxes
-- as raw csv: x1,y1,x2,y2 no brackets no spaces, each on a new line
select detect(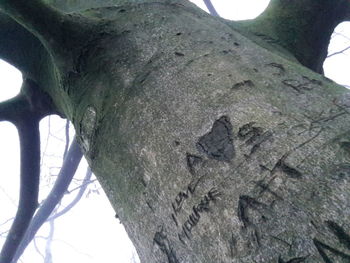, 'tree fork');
0,78,56,263
0,0,102,73
233,0,350,73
